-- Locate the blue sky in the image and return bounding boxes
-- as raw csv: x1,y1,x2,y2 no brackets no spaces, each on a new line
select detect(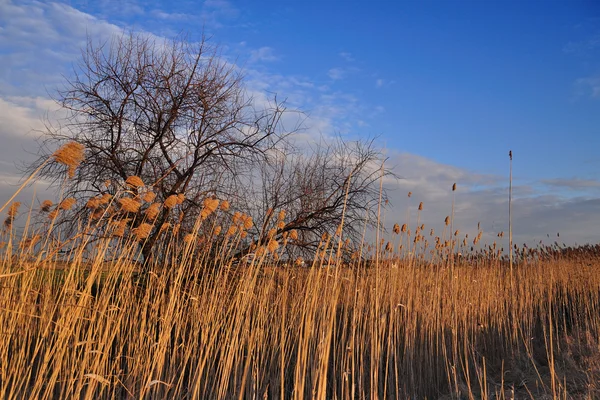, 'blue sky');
1,0,600,247
62,0,600,179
